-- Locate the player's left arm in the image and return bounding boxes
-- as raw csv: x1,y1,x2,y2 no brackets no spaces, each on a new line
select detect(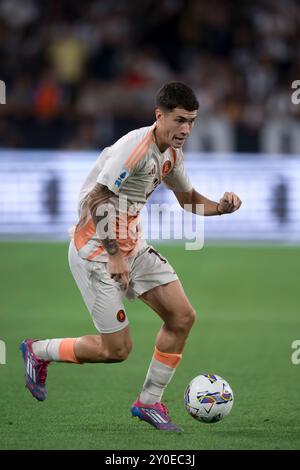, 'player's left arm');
174,188,242,216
